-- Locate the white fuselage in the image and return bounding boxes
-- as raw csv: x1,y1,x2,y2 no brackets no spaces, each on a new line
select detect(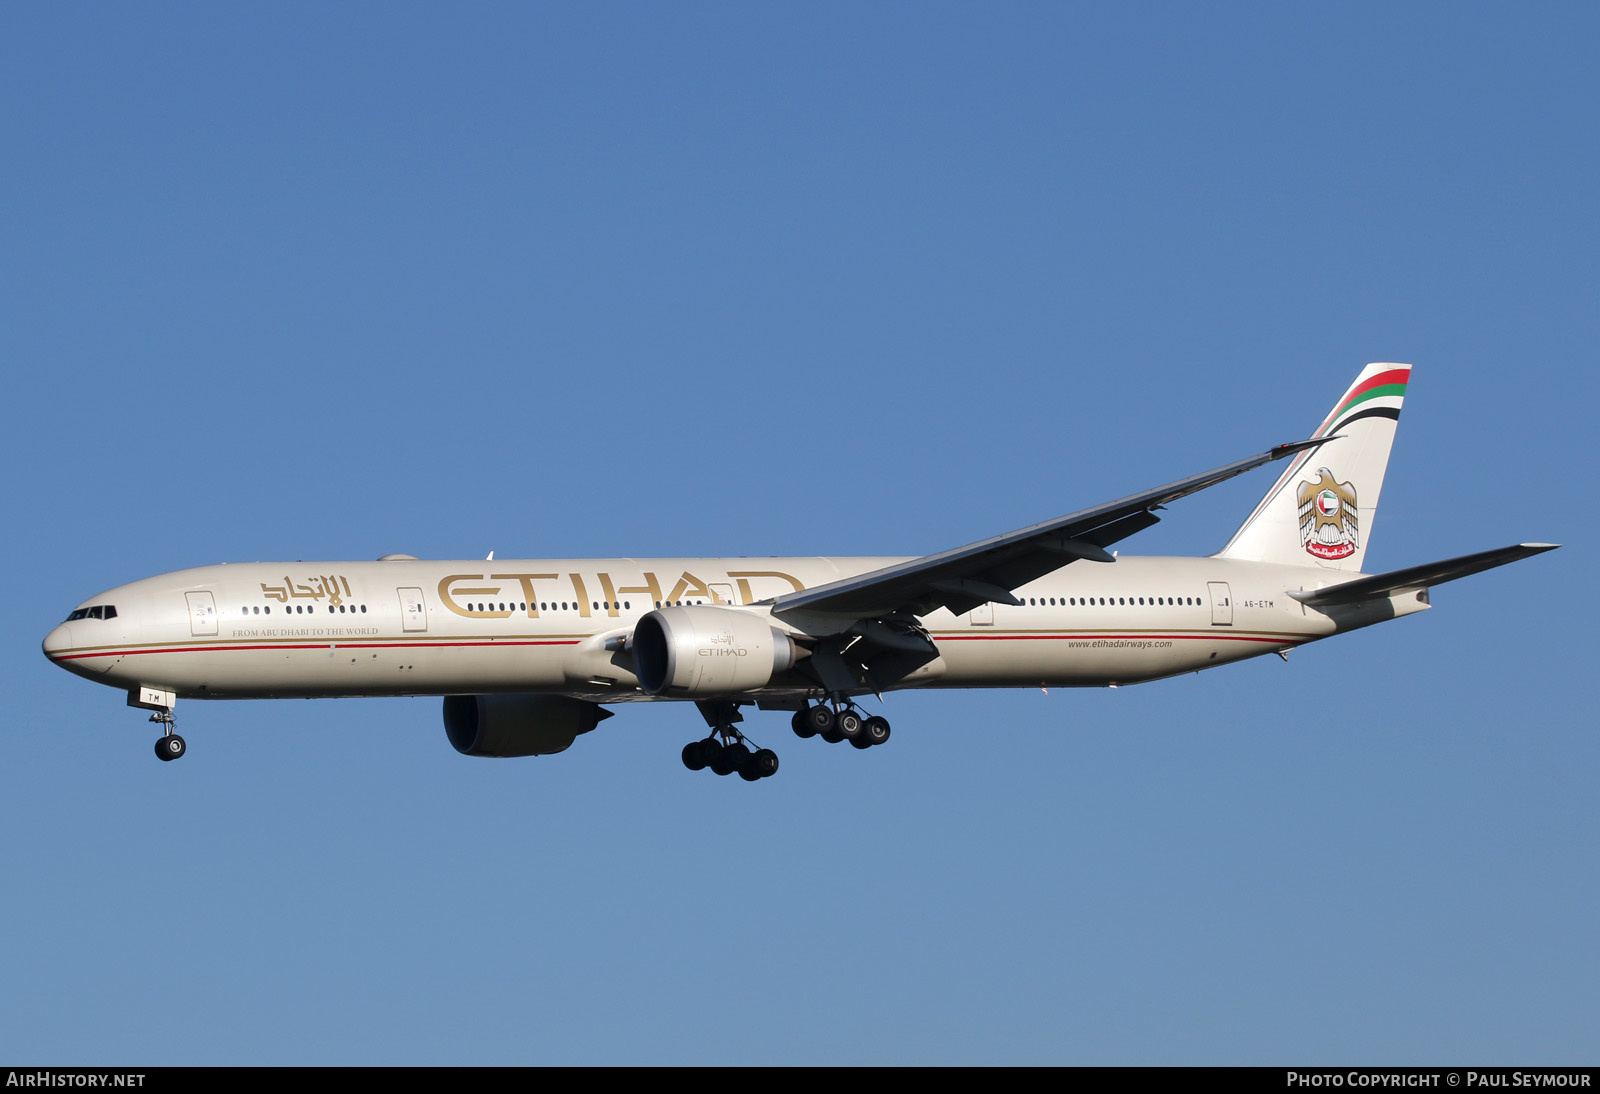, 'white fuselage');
42,555,1424,702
